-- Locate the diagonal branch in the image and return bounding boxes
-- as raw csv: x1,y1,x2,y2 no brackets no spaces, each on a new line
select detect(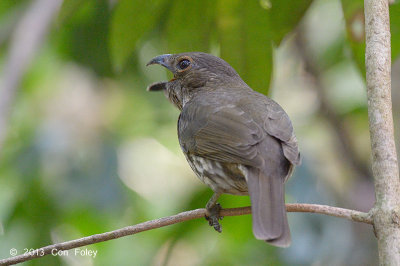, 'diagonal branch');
0,203,372,265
